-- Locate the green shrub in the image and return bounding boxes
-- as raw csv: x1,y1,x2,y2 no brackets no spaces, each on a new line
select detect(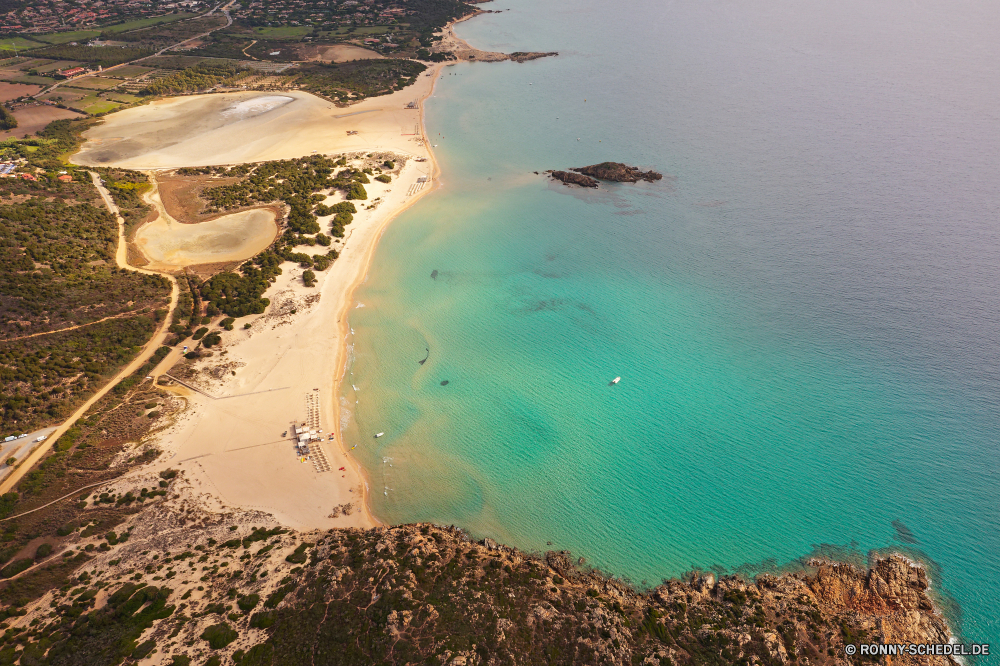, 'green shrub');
312,254,332,272
132,639,156,659
220,317,235,331
192,327,208,340
249,611,275,629
1,558,33,578
33,543,52,561
200,622,238,649
285,543,308,564
237,593,260,611
202,332,222,348
346,182,367,200
302,270,316,287
375,174,391,183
